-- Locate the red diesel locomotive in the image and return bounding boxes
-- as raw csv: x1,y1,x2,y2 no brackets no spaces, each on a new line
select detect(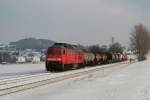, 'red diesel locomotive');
45,43,84,71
